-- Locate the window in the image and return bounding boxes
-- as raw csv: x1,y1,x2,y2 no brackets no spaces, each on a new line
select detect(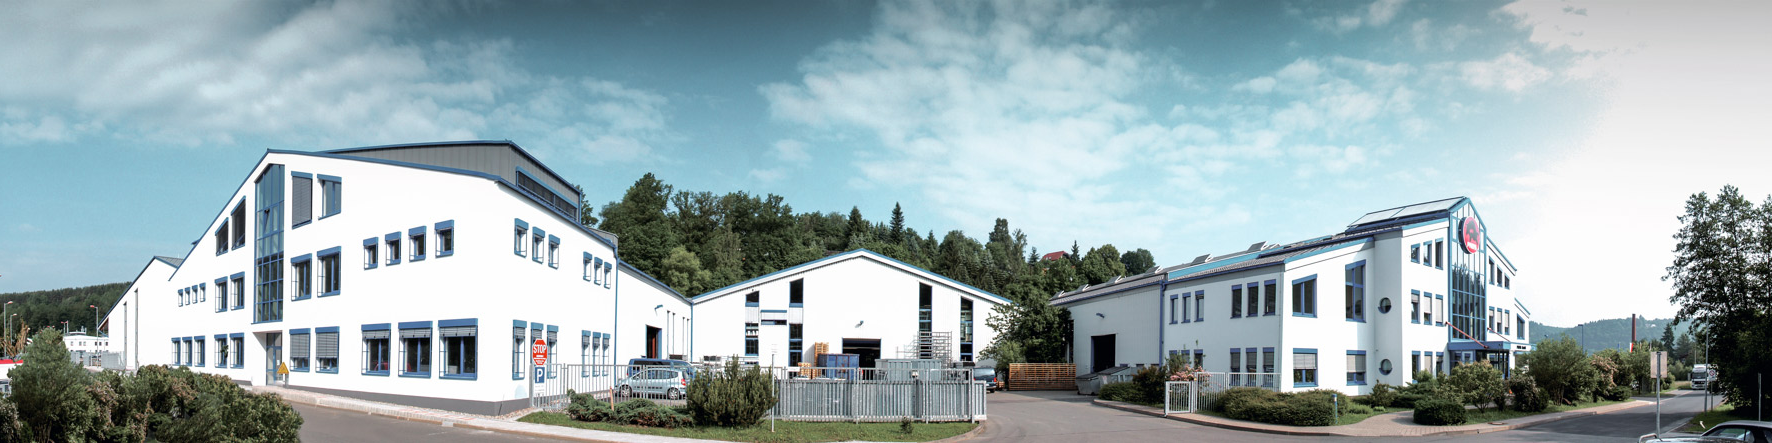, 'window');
1246,283,1259,317
1410,243,1420,263
196,338,205,366
1434,352,1445,376
436,220,454,257
1411,351,1421,377
790,279,804,306
292,172,313,227
918,283,933,334
440,319,477,379
1262,348,1275,387
363,324,391,375
1195,291,1204,322
512,321,527,380
1230,349,1242,386
745,291,759,307
319,175,342,218
1380,359,1393,375
1411,291,1422,323
1264,280,1277,316
400,322,431,378
581,331,592,377
1293,349,1318,387
231,334,244,368
1517,316,1526,340
513,219,529,257
172,338,180,365
546,326,558,379
959,298,973,361
385,233,401,266
744,323,759,356
409,227,427,262
317,327,340,372
1378,297,1392,314
291,329,310,372
318,247,341,296
1230,285,1243,318
1347,351,1367,385
531,228,544,264
1345,262,1366,322
547,235,559,268
585,255,599,282
789,323,805,365
1192,349,1204,369
1291,276,1317,317
291,254,312,301
1180,291,1190,323
215,221,229,255
363,238,379,270
231,200,246,250
214,334,227,367
1170,293,1179,323
179,289,186,306
231,273,245,310
603,262,612,288
1434,240,1444,268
